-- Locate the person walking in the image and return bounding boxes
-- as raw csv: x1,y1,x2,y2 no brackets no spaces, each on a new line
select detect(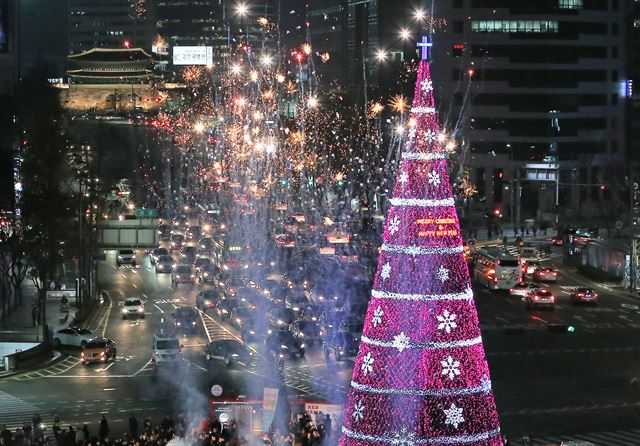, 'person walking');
99,415,109,441
128,413,138,440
